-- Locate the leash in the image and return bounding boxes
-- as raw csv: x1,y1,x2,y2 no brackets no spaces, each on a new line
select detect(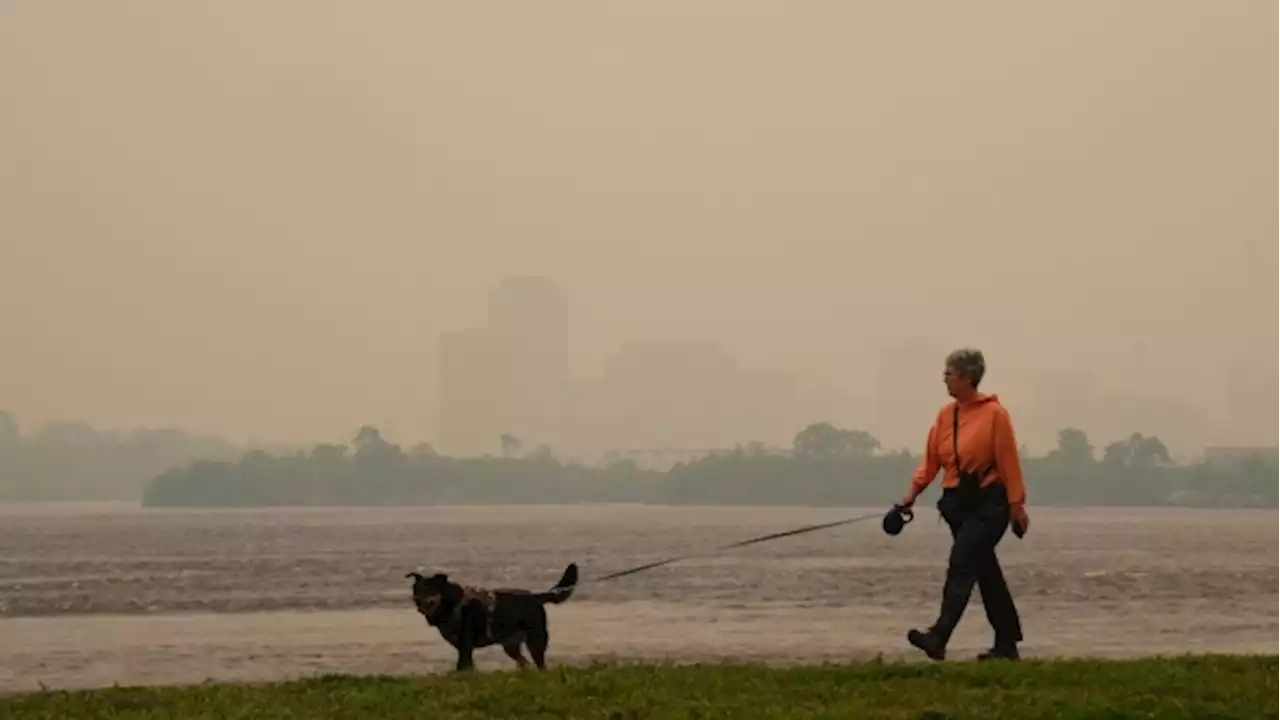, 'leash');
553,510,884,592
